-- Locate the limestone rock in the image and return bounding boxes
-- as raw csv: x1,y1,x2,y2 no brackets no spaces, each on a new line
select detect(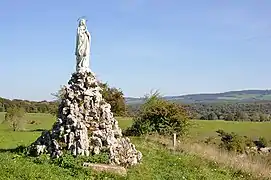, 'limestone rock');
28,71,142,167
259,147,271,154
83,163,127,176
